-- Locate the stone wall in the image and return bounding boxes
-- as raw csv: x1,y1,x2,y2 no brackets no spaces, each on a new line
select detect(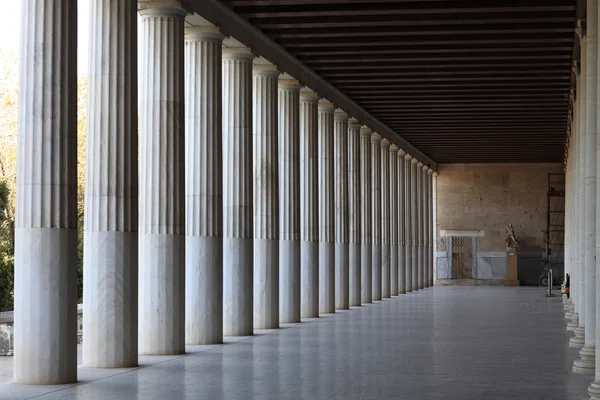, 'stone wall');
435,163,564,285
